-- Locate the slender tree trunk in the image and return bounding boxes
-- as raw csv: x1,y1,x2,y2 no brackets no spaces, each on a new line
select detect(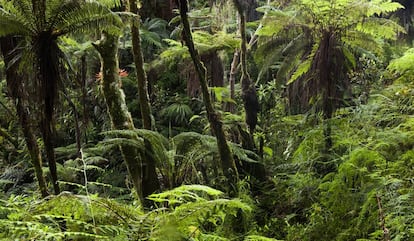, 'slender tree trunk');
128,0,153,130
127,0,161,200
62,88,82,157
178,0,239,196
227,50,239,113
232,1,267,183
0,37,49,197
80,54,88,143
233,0,259,137
93,32,159,206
